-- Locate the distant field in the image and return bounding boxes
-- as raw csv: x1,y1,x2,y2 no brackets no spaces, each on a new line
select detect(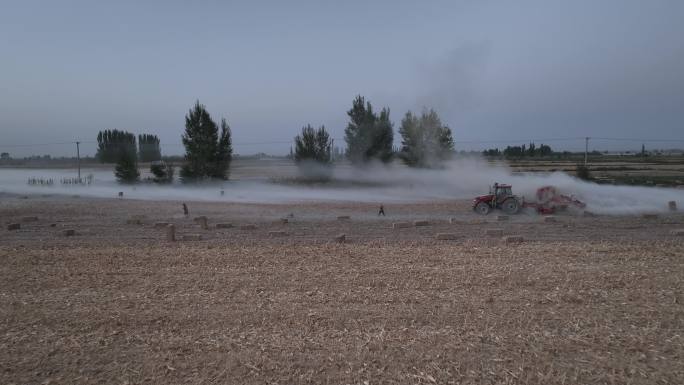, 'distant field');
3,154,684,186
503,156,684,186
